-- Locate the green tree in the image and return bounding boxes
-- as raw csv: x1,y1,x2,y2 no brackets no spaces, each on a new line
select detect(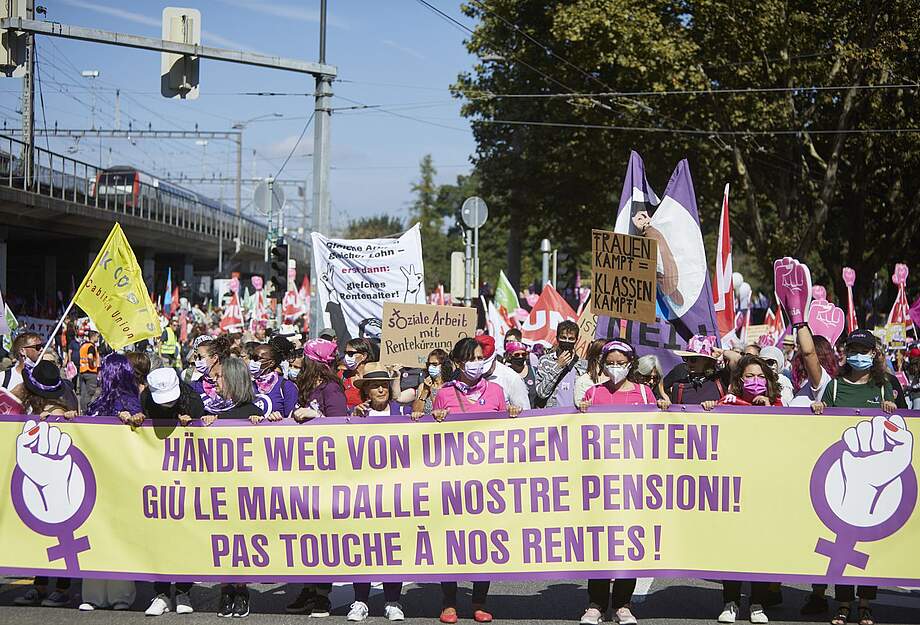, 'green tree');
343,214,404,239
457,0,920,306
410,155,459,288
